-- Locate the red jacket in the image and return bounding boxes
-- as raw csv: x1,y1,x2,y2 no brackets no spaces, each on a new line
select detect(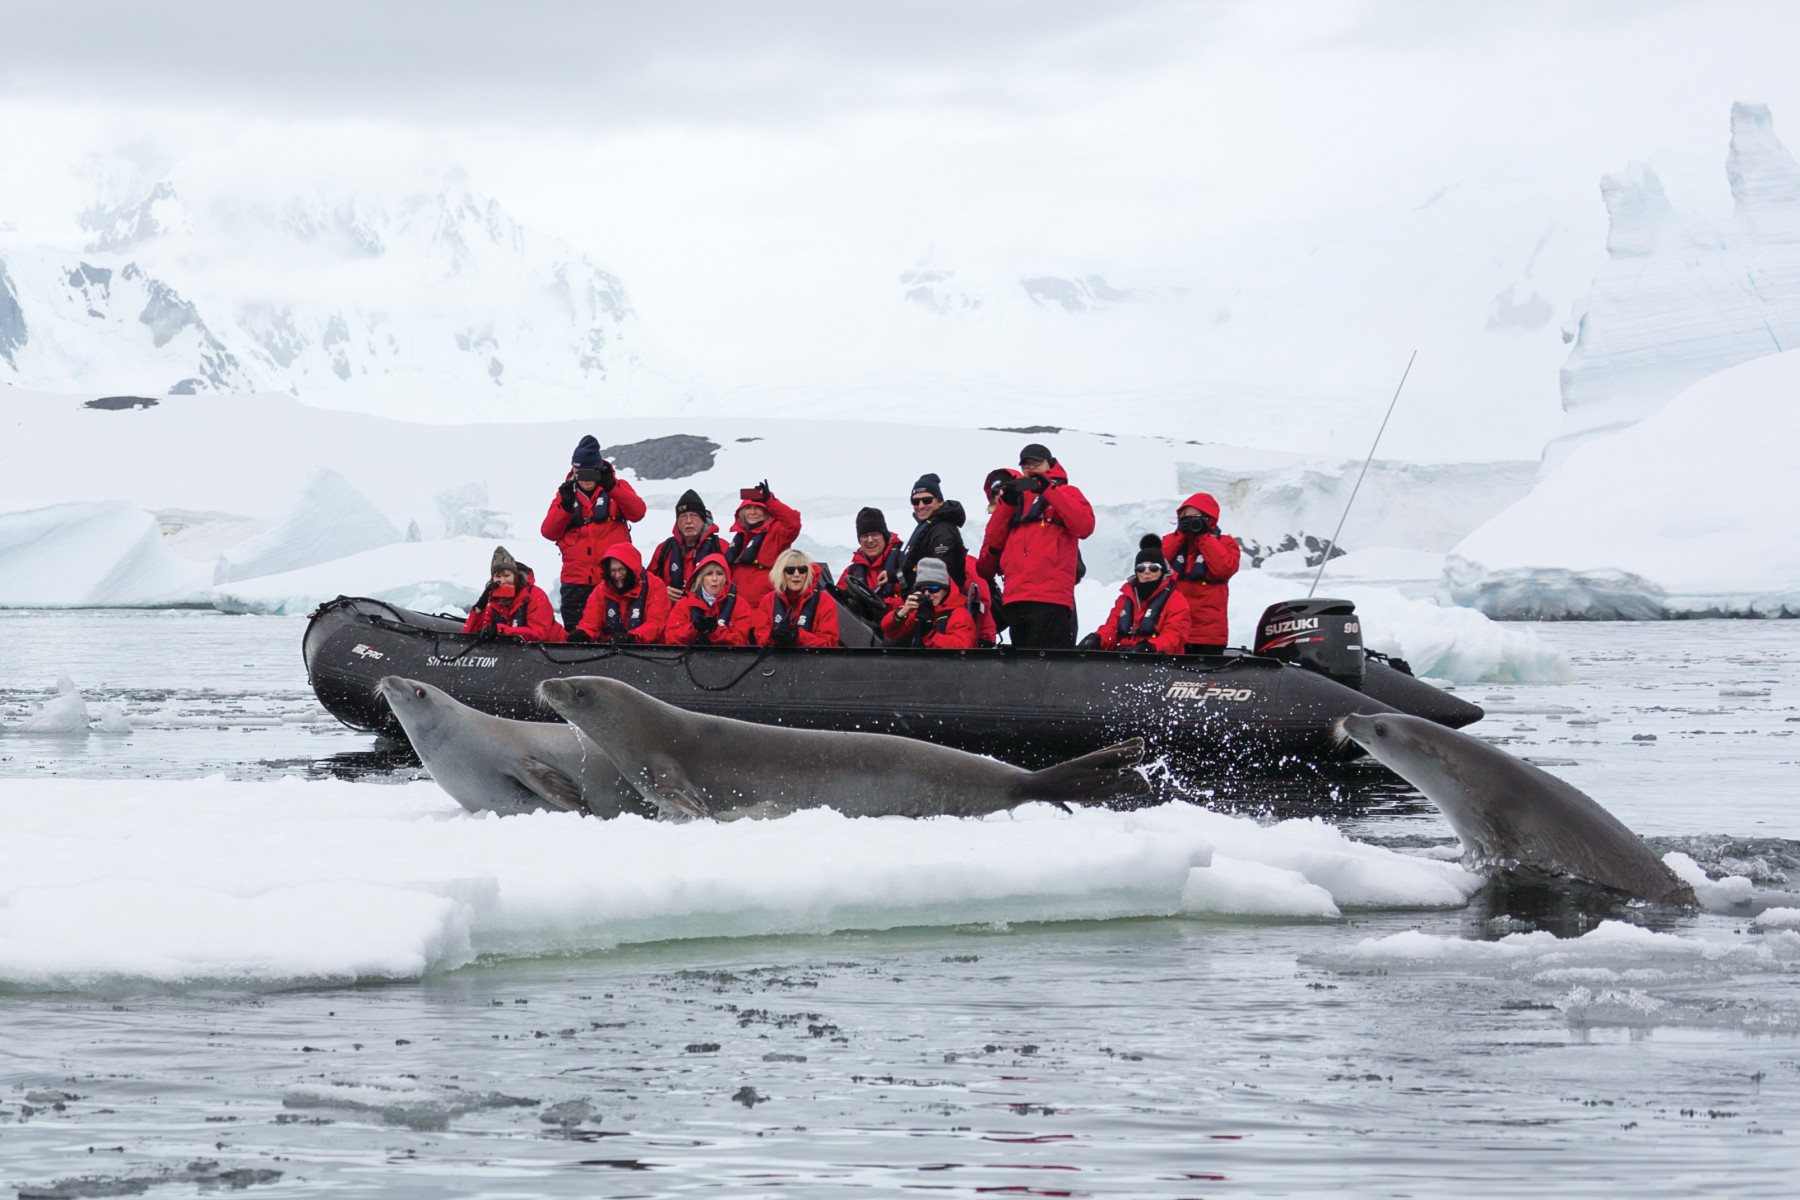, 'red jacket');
1097,576,1192,654
963,554,998,646
725,493,802,609
980,462,1094,608
461,566,565,643
540,472,648,585
755,580,840,648
665,553,756,647
1161,492,1240,646
836,534,905,601
575,544,669,643
880,581,978,650
648,521,724,595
